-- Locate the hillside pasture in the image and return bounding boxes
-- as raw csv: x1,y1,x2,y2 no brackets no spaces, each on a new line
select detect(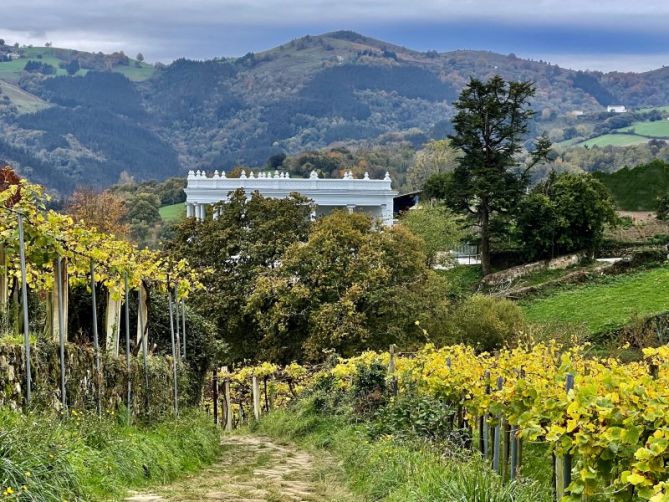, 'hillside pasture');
578,133,648,147
159,203,185,222
522,265,669,333
0,80,50,113
0,46,153,83
621,120,669,138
